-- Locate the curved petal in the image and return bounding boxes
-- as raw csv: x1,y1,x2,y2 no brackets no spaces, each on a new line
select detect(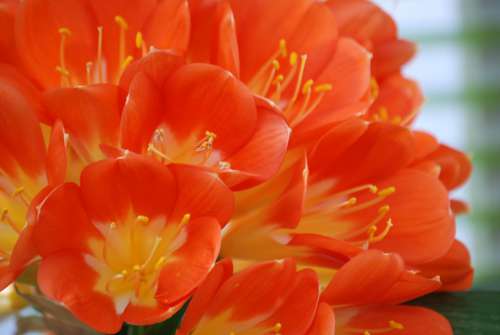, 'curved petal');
169,164,234,226
339,305,452,335
143,0,190,52
416,239,474,292
373,39,417,79
306,303,335,335
80,156,177,223
38,252,122,334
425,144,472,191
46,120,67,186
15,0,97,88
0,267,15,292
34,183,100,256
122,300,184,326
162,63,257,157
180,259,233,333
120,72,162,152
0,3,17,65
221,98,291,190
374,169,455,264
119,50,184,91
156,217,221,306
0,64,46,178
321,250,404,306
